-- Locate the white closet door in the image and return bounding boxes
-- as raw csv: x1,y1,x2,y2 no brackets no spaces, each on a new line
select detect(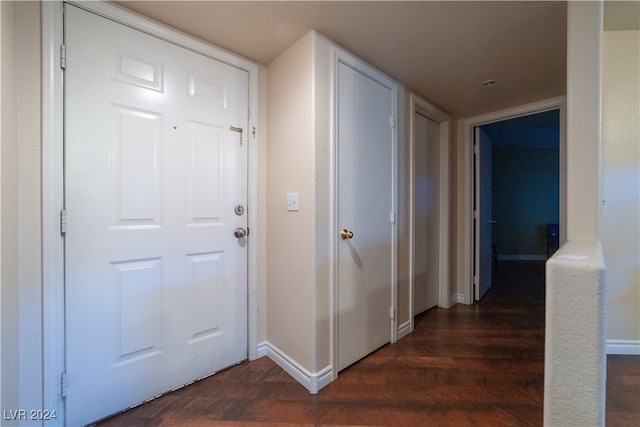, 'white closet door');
337,60,395,371
414,113,440,314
